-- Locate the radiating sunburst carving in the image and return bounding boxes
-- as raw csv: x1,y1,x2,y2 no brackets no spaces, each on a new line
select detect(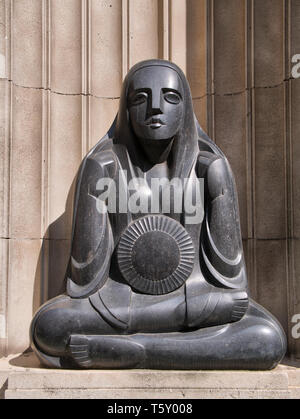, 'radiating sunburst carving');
117,215,195,295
